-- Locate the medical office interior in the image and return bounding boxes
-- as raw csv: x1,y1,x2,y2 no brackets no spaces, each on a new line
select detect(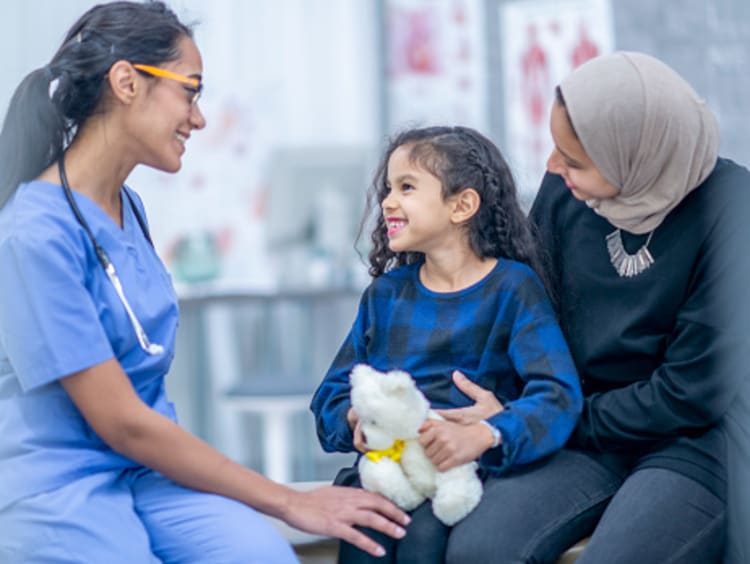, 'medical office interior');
2,0,748,488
